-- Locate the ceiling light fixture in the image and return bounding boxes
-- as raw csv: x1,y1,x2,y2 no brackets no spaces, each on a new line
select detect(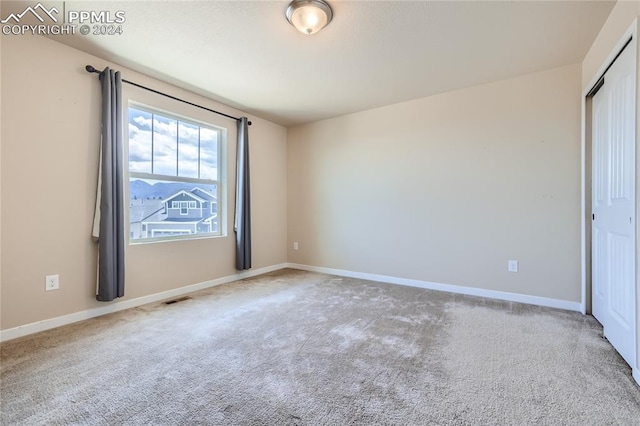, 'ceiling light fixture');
286,0,333,35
